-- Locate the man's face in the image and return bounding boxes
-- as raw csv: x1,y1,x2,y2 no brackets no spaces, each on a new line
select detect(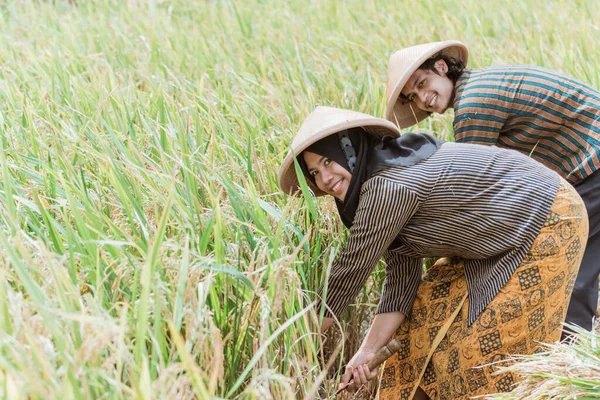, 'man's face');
400,60,455,114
